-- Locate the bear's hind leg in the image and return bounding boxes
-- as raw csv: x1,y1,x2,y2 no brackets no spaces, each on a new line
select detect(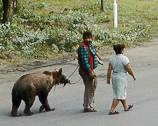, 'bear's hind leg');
24,96,35,116
11,99,21,116
11,92,21,117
